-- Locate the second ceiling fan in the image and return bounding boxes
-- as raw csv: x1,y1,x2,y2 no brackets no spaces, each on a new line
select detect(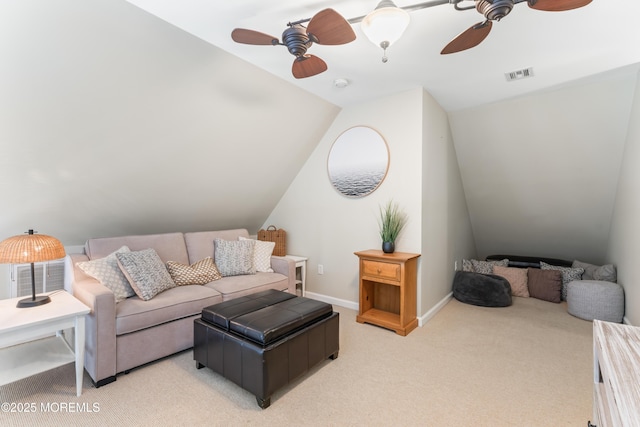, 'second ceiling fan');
440,0,593,54
230,0,594,78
